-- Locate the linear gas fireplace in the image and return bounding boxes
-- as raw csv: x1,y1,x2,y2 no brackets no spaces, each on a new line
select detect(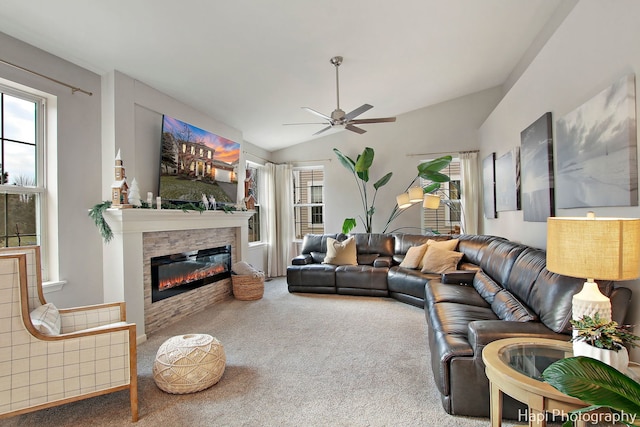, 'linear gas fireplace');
151,245,232,303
